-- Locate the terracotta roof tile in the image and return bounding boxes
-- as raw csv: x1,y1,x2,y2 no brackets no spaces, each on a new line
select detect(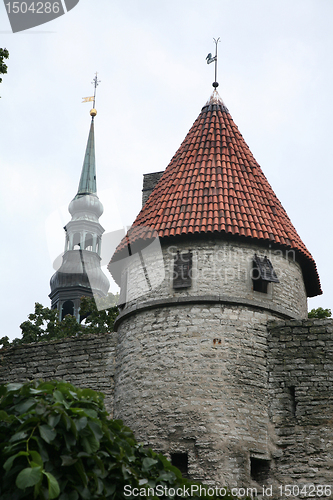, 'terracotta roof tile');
110,90,322,297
